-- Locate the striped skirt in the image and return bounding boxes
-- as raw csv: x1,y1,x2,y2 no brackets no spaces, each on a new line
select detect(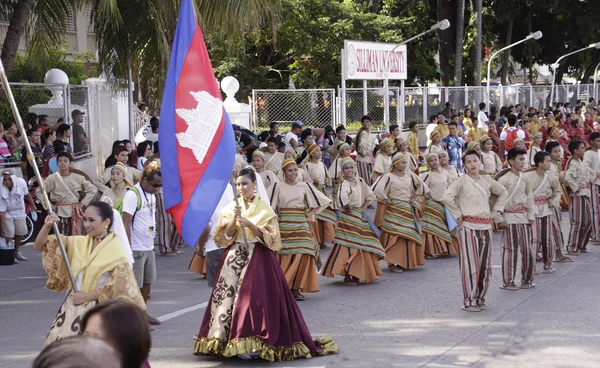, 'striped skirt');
277,208,317,257
422,199,457,257
356,161,373,185
321,207,384,282
379,200,425,270
313,186,337,245
374,200,387,228
277,208,319,292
